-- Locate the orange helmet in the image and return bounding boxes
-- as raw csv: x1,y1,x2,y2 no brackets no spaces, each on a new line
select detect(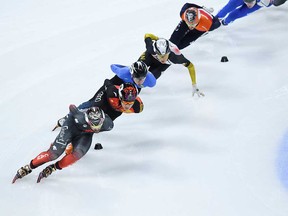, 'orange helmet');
183,7,199,27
